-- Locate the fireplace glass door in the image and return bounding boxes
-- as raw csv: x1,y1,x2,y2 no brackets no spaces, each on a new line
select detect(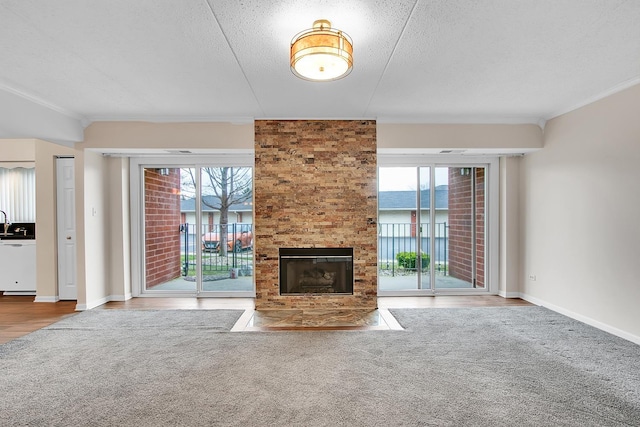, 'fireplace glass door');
279,248,354,295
